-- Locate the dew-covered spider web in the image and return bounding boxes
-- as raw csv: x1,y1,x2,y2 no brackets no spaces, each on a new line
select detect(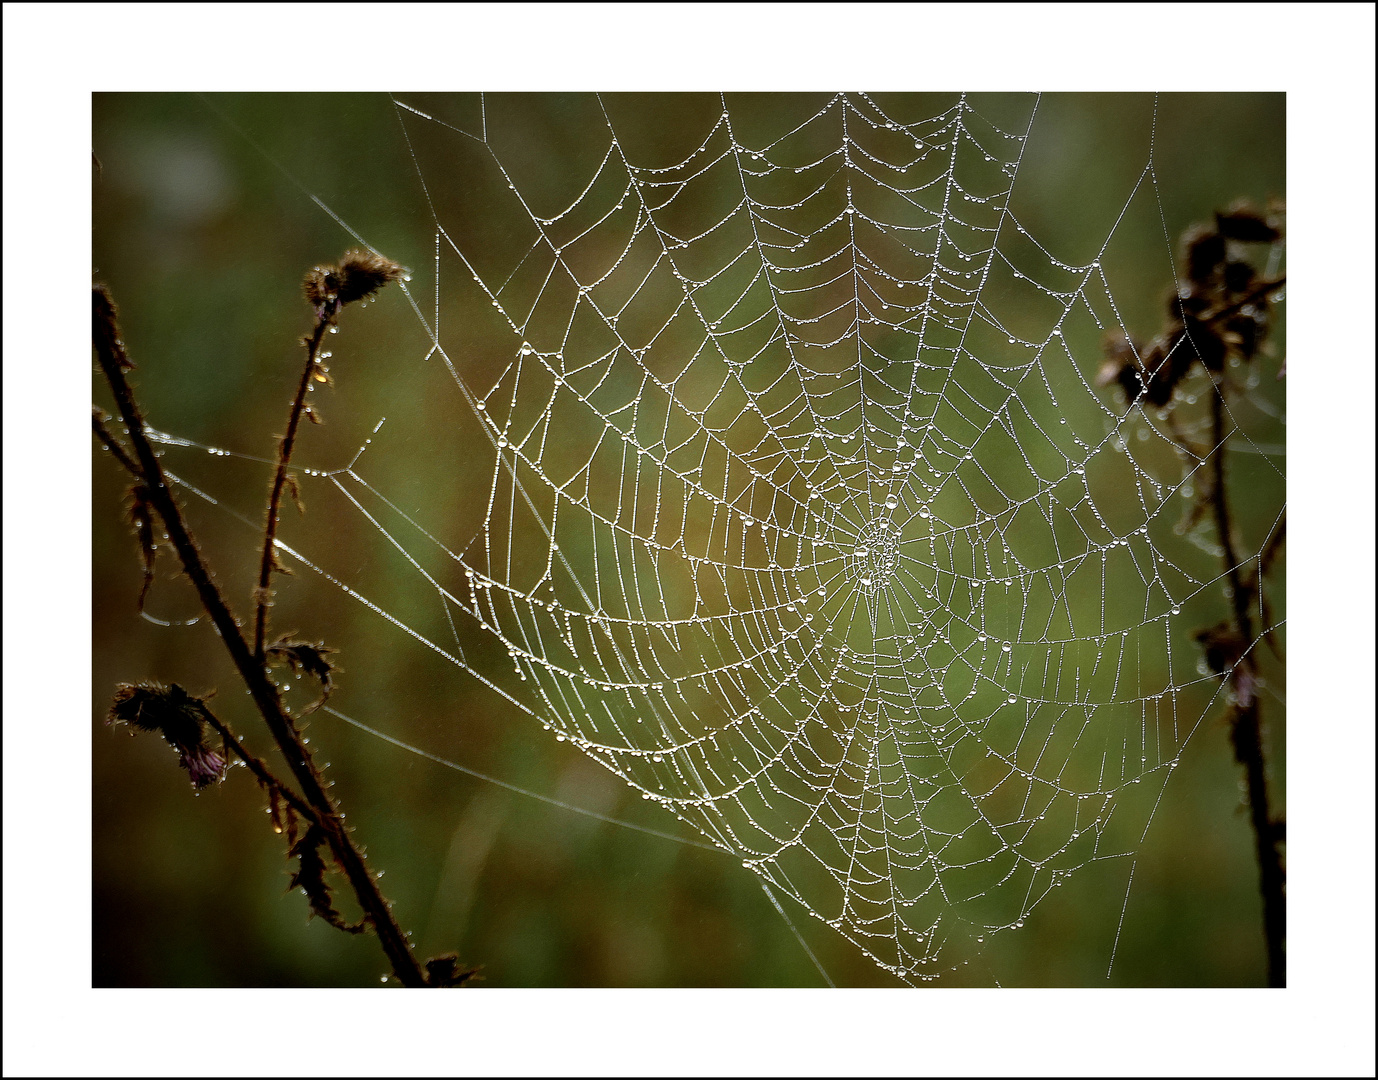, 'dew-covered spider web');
137,92,1287,984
